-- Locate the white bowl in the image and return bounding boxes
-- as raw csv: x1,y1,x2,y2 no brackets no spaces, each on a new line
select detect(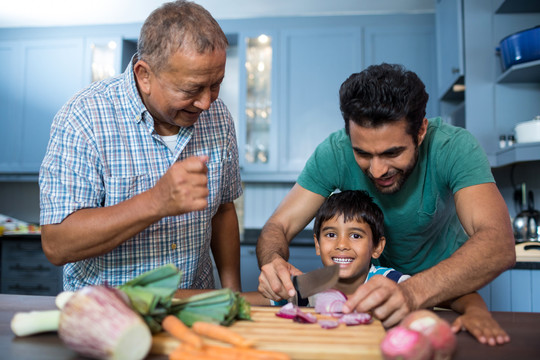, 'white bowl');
515,116,540,144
